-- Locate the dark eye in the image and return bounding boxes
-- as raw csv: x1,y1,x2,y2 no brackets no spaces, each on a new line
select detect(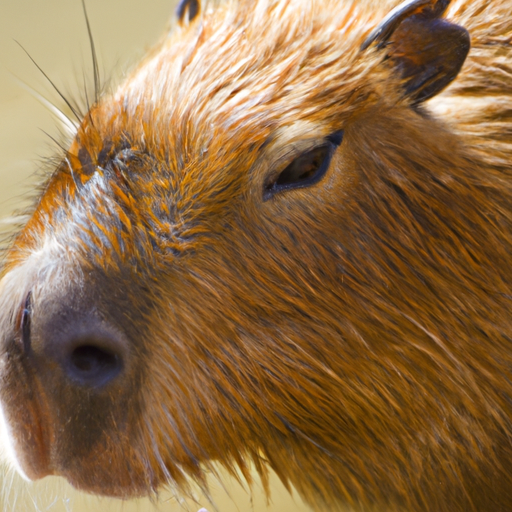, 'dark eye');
264,131,343,200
